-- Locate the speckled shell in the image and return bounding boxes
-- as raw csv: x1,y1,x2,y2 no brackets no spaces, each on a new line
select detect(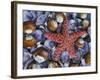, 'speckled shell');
23,21,36,34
